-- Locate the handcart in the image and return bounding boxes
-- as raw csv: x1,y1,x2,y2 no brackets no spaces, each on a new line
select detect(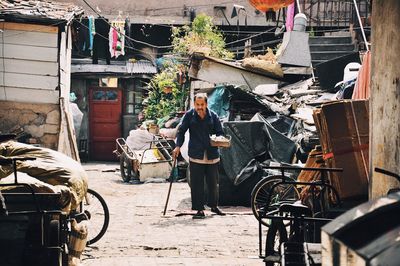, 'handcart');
0,156,69,266
114,136,173,183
